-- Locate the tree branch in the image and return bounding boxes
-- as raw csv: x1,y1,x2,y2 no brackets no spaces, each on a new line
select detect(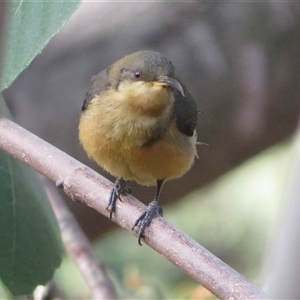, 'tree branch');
44,180,118,299
0,117,267,299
